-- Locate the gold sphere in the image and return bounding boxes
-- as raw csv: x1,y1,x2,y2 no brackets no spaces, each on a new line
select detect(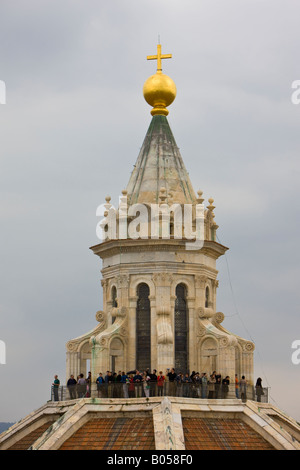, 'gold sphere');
143,73,177,116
